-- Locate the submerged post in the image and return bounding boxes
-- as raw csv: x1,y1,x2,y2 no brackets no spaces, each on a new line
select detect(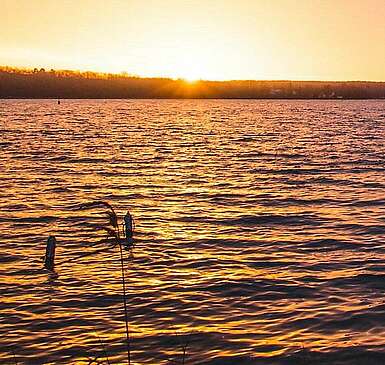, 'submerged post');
44,236,56,270
123,211,134,246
